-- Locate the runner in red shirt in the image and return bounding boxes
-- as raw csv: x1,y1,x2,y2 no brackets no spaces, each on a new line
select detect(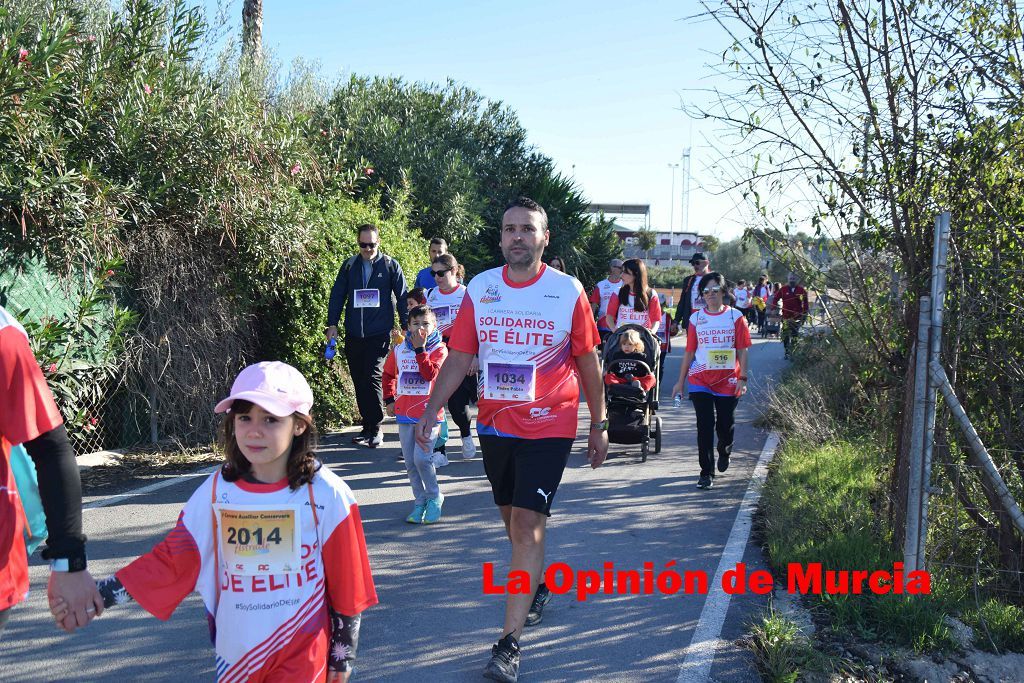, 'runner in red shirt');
0,305,102,633
777,273,809,359
414,197,607,683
